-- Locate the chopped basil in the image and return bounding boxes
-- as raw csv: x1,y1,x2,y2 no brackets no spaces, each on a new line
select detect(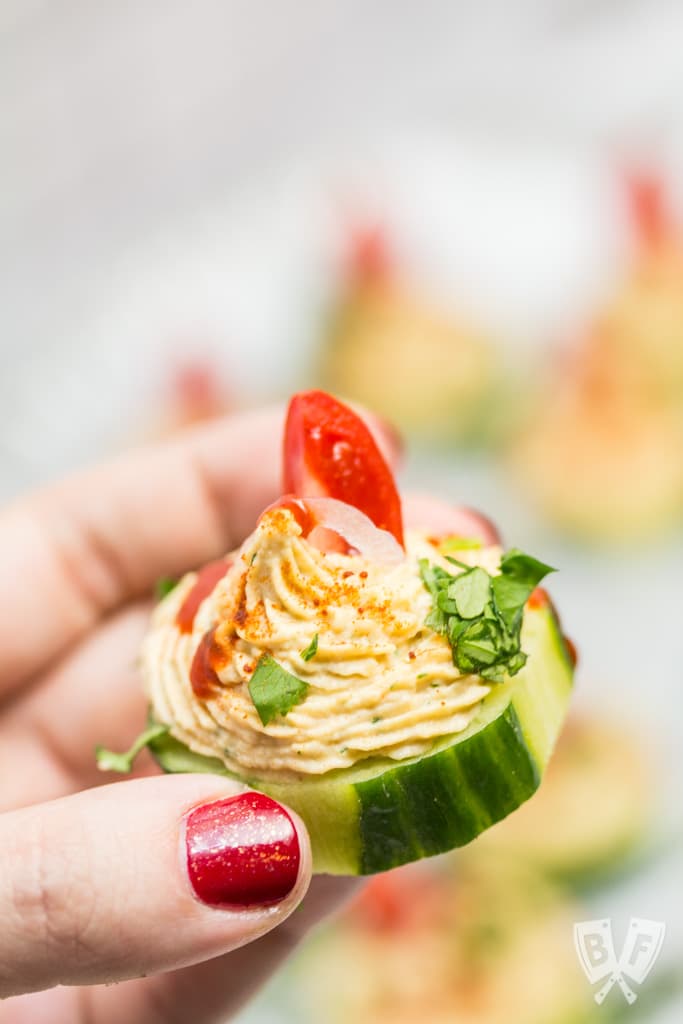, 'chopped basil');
155,576,179,600
450,566,490,619
248,654,309,725
419,548,555,683
96,723,169,773
300,633,319,662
